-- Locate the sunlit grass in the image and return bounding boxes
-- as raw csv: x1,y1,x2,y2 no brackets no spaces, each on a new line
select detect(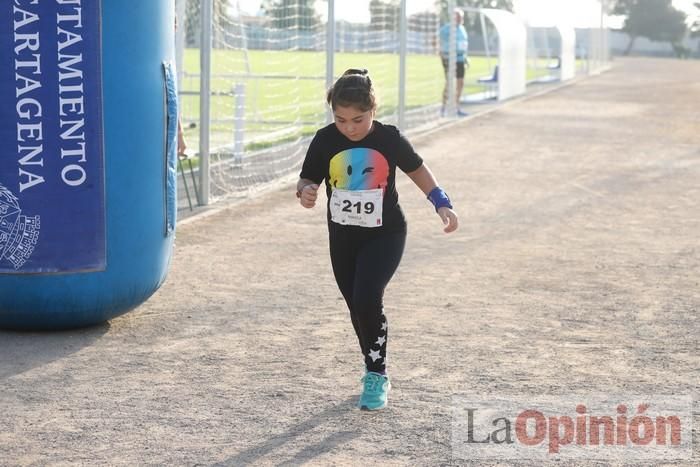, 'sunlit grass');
178,48,573,153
